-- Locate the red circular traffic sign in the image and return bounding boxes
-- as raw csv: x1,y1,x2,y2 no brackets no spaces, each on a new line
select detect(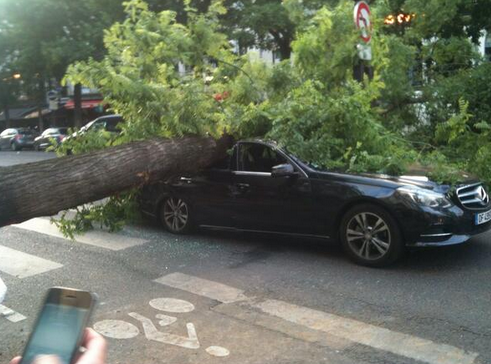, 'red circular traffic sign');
354,1,372,44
